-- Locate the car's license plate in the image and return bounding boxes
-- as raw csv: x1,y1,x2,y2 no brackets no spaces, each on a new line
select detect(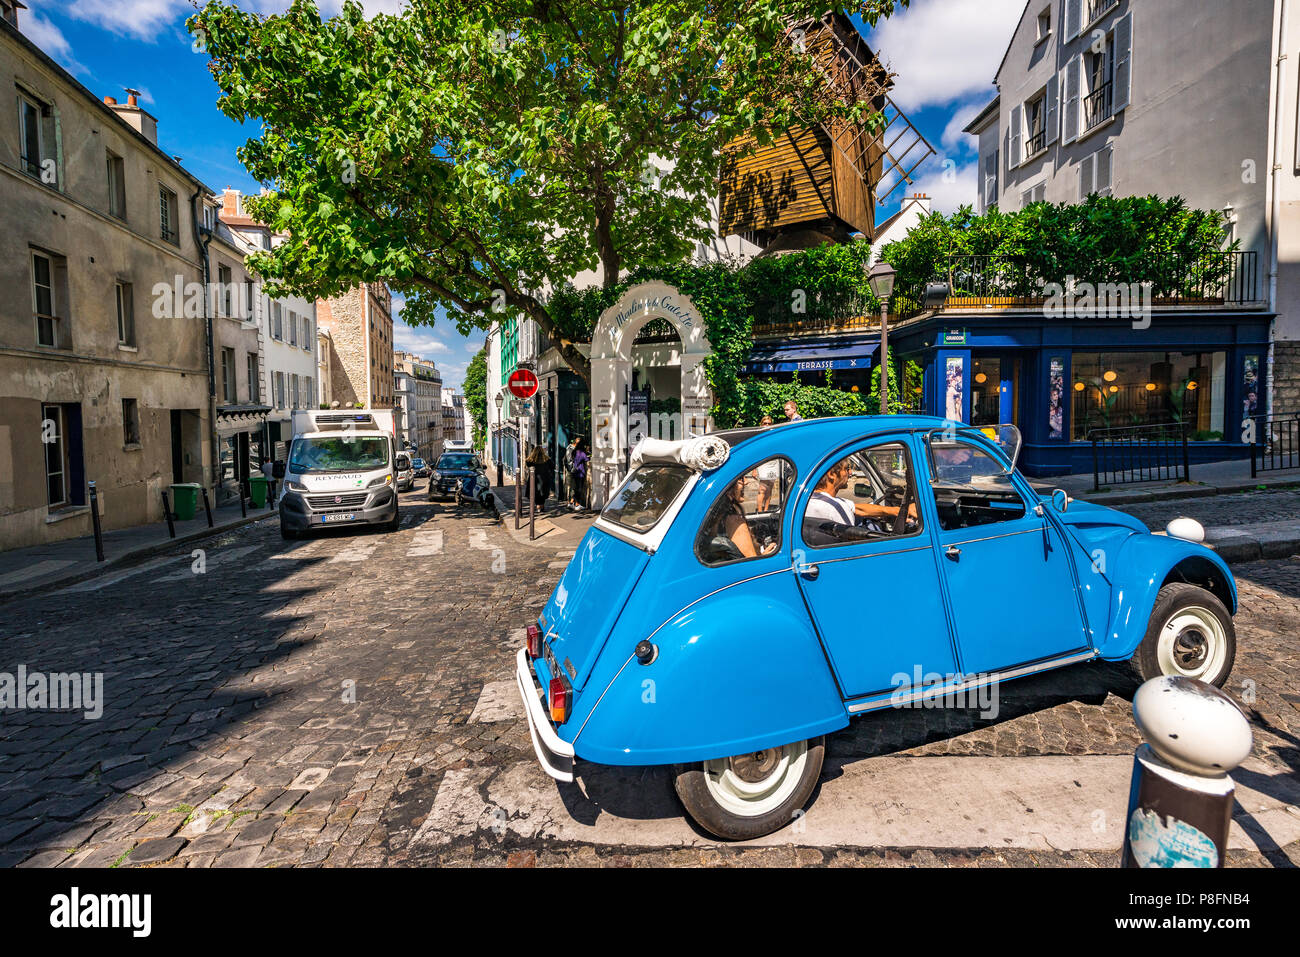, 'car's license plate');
321,514,355,524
